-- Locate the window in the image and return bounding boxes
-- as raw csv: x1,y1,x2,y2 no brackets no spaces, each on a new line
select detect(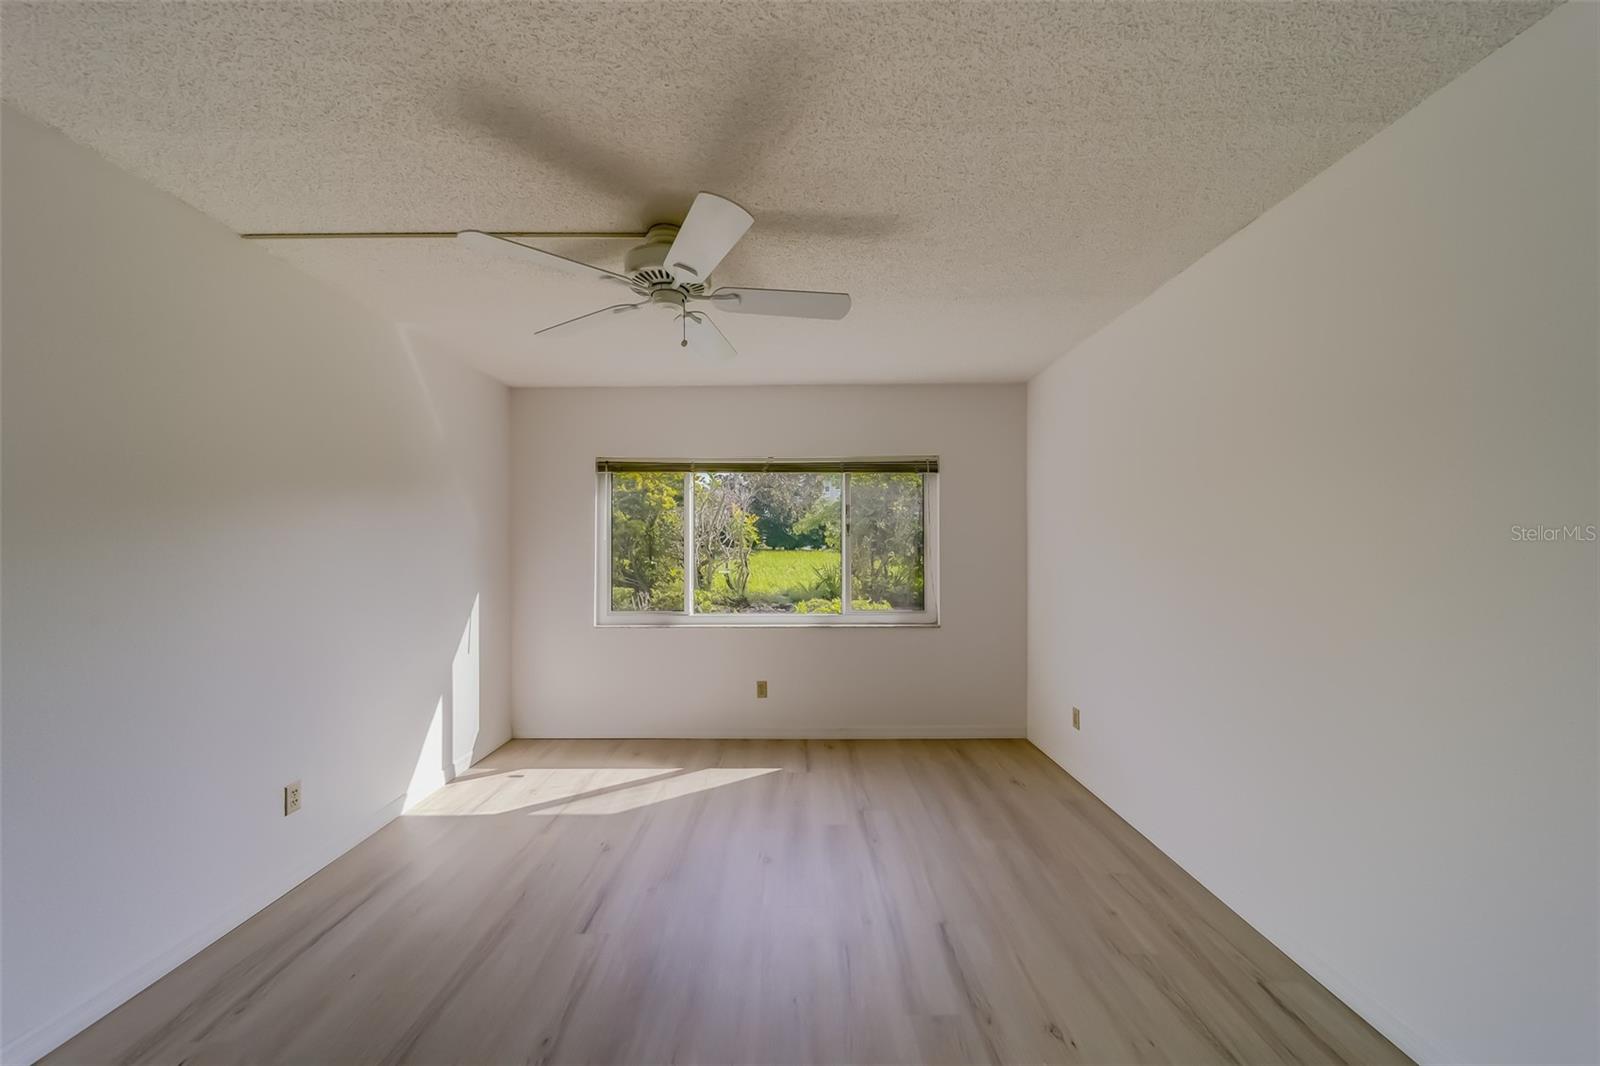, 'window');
597,459,938,625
